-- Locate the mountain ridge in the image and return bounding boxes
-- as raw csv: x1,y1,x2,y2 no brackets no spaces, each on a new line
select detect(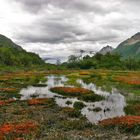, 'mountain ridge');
117,32,140,48
0,34,45,66
0,34,23,51
113,32,140,60
98,45,113,55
